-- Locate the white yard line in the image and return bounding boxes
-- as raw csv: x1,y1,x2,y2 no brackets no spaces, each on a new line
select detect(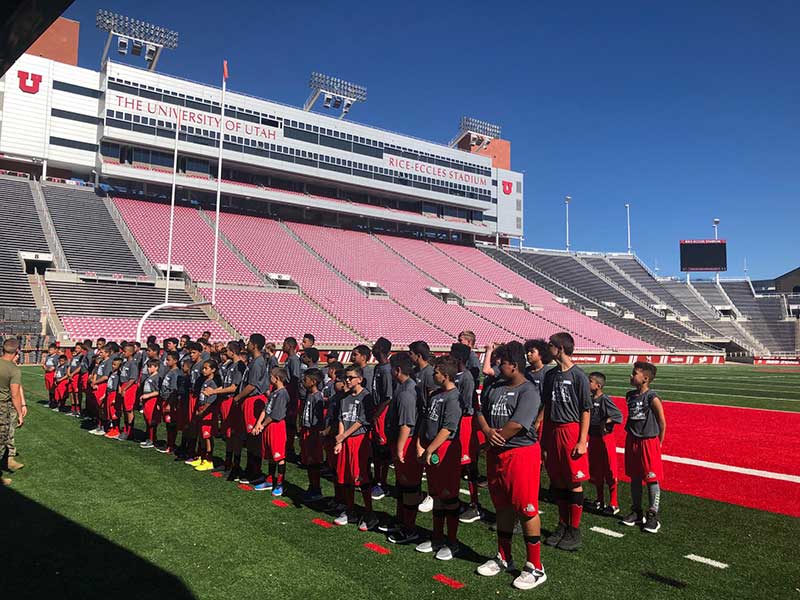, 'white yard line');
604,385,800,402
684,554,729,569
662,399,800,414
614,447,800,483
590,526,624,538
